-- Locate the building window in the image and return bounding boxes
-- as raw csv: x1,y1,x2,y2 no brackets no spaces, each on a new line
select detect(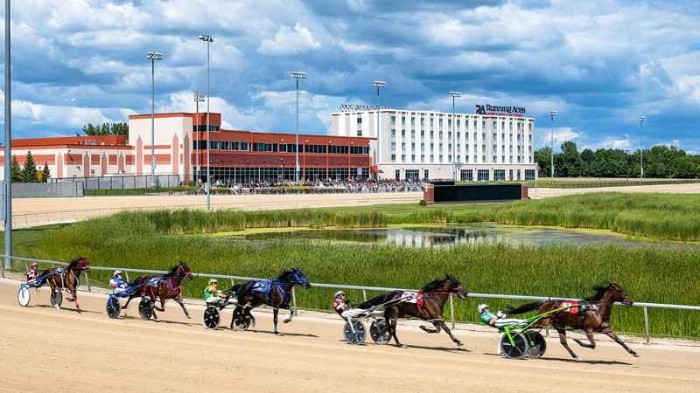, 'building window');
424,169,429,180
494,170,506,181
401,154,406,162
357,129,362,137
391,116,396,126
461,169,473,182
357,117,362,124
391,129,396,138
405,169,419,181
391,154,396,162
525,169,536,180
395,169,401,181
477,170,489,181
